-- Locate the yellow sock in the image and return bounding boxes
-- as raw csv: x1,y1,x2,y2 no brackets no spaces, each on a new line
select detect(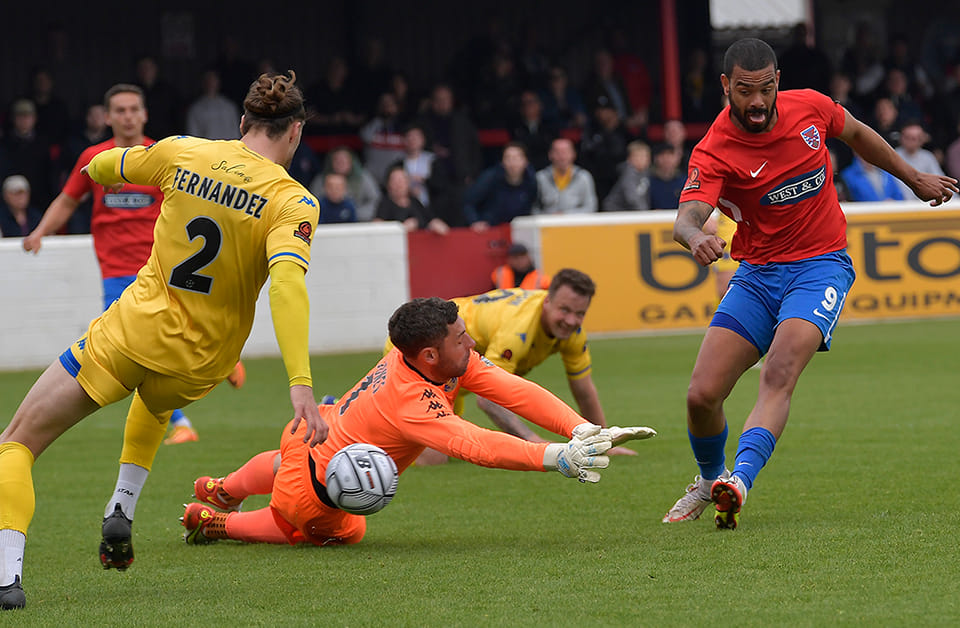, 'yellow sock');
118,392,172,471
0,442,36,535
